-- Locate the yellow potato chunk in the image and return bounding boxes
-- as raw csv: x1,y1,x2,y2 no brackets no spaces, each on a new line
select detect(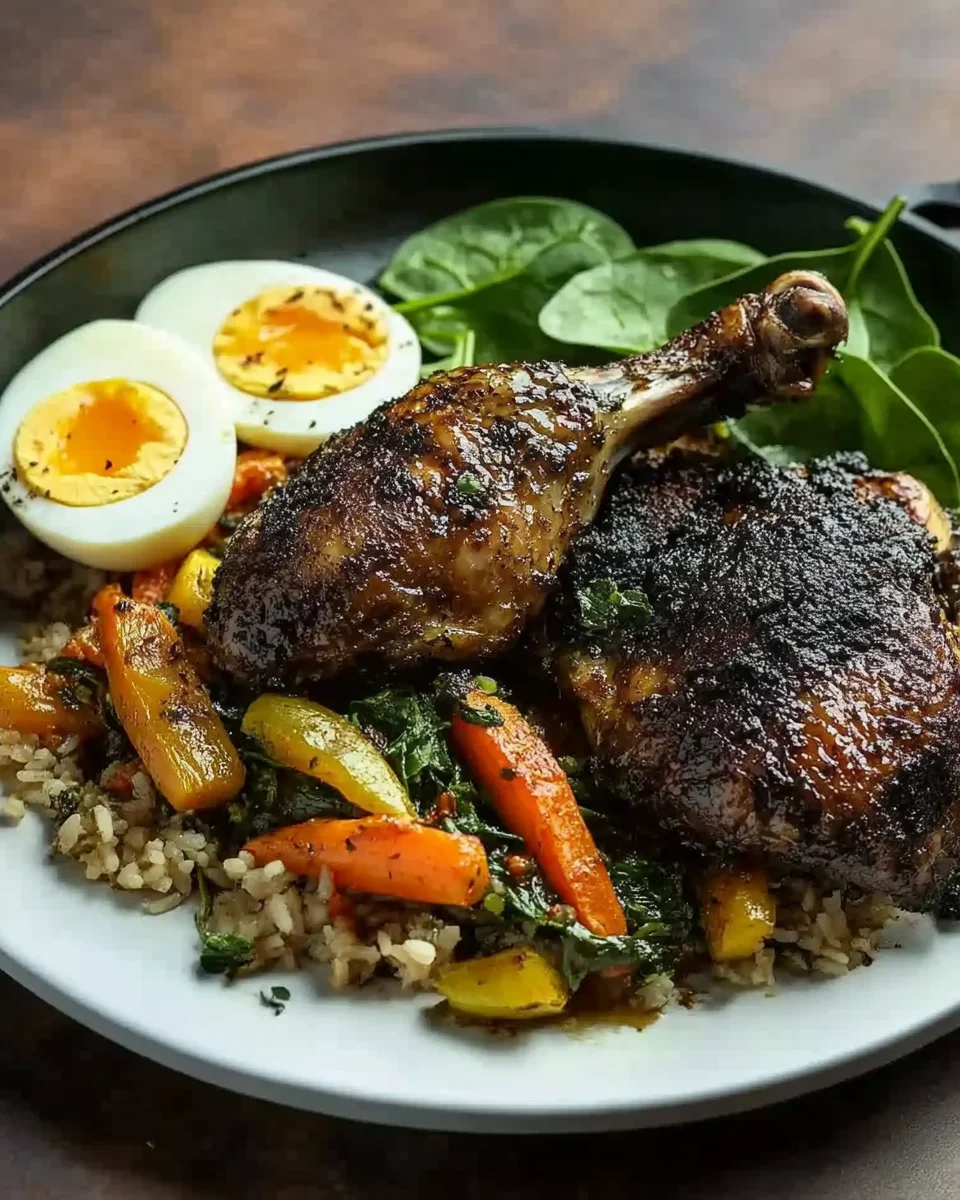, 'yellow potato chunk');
241,693,415,818
704,866,776,961
166,549,220,630
436,947,569,1020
